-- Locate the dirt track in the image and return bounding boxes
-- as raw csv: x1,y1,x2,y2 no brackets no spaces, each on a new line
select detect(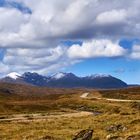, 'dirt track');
0,111,93,122
1,92,139,122
80,93,140,102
